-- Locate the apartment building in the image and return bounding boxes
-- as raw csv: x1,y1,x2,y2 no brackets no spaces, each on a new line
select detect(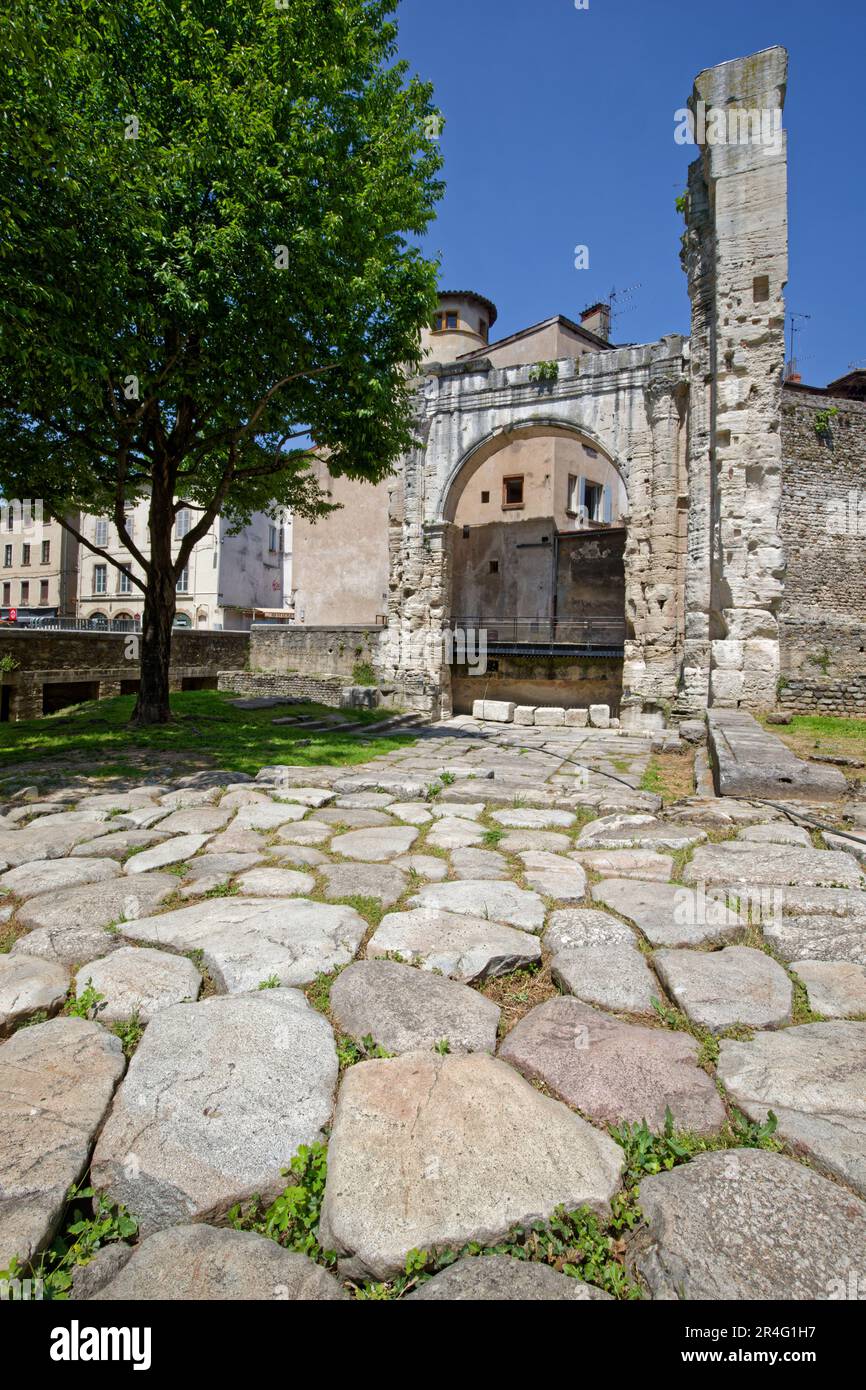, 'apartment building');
0,505,79,621
76,500,293,629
